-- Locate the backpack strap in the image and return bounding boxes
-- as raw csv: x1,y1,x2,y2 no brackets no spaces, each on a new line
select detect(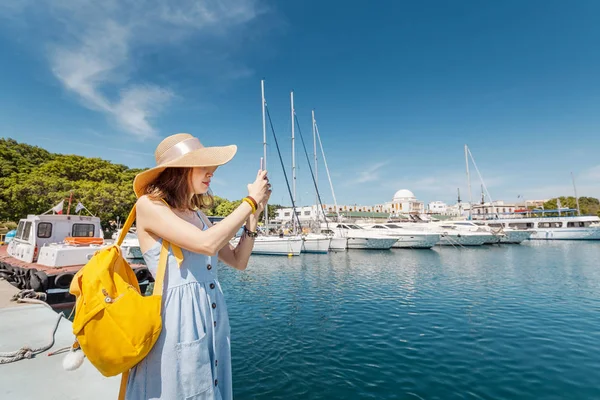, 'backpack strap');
116,205,137,246
152,239,182,296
